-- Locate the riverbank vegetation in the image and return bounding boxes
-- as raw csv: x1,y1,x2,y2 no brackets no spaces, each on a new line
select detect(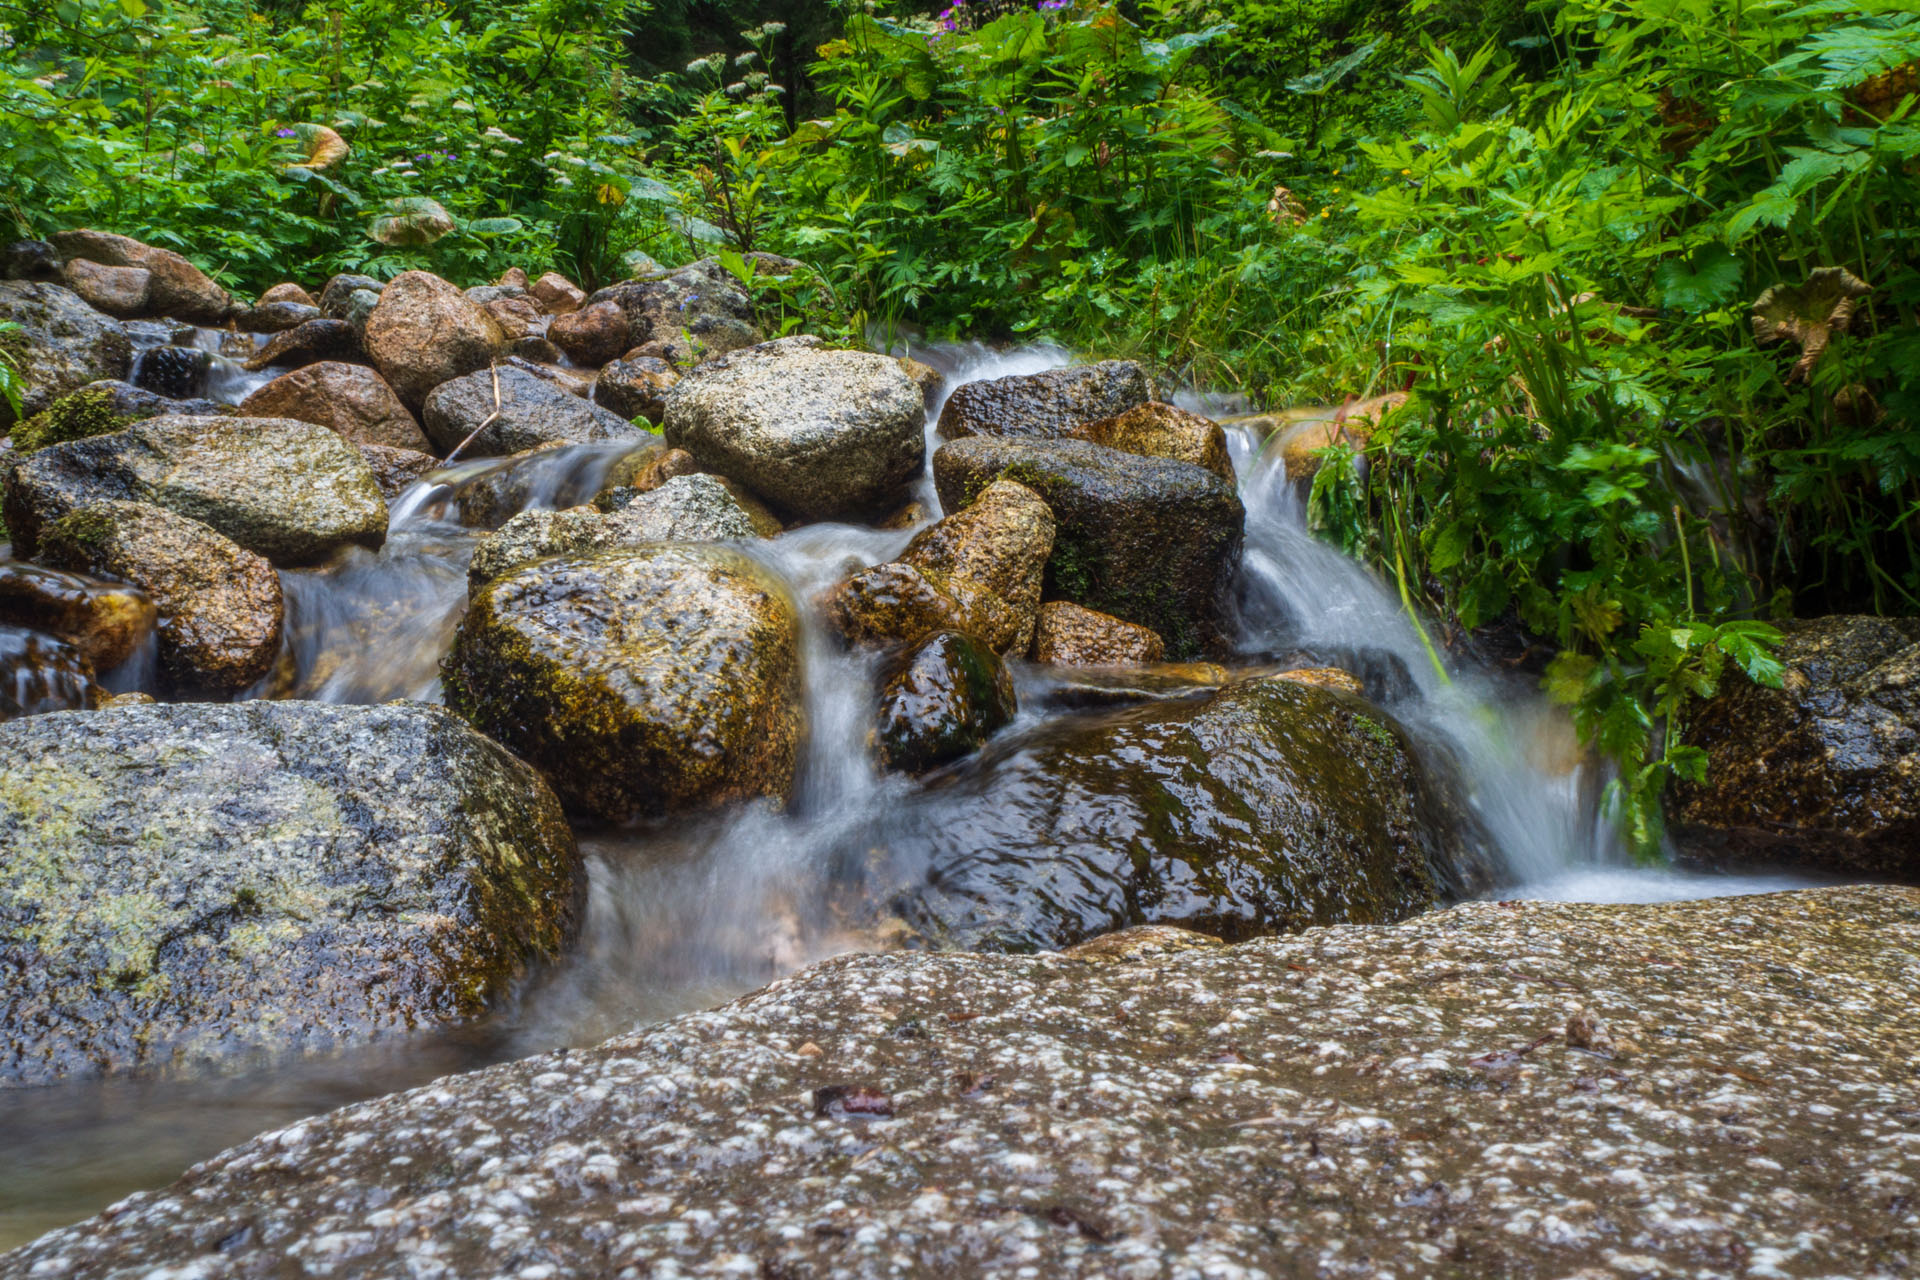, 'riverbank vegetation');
4,0,1915,845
